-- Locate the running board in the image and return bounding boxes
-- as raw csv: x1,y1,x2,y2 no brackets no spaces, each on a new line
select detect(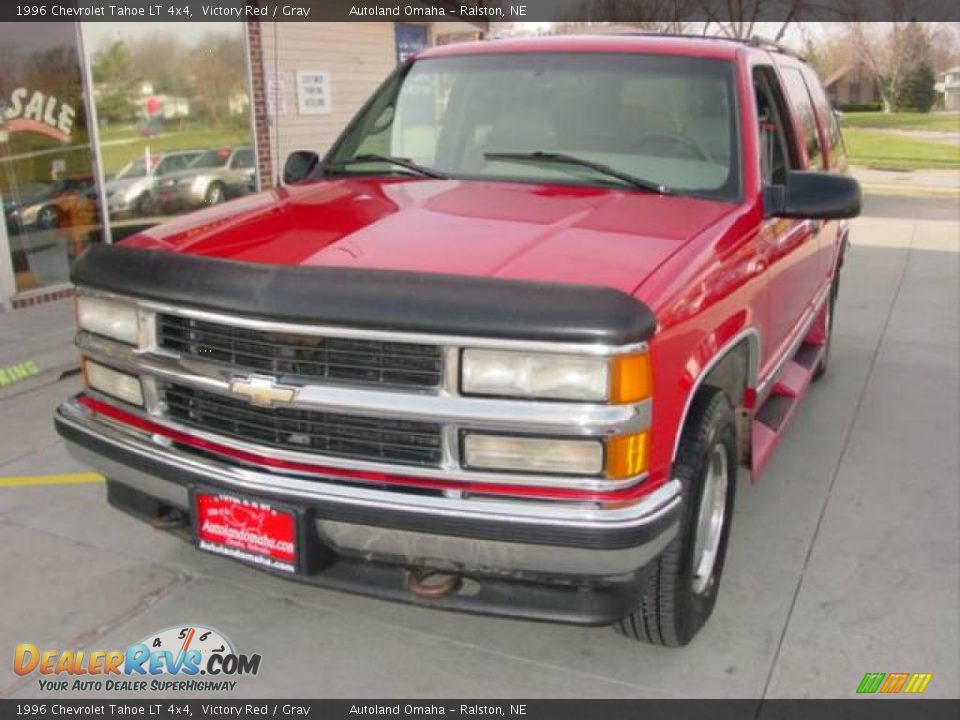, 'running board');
750,340,824,481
